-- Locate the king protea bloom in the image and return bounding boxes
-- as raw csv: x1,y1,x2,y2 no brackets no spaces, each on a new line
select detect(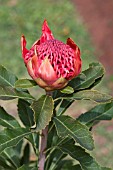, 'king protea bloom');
21,20,81,91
